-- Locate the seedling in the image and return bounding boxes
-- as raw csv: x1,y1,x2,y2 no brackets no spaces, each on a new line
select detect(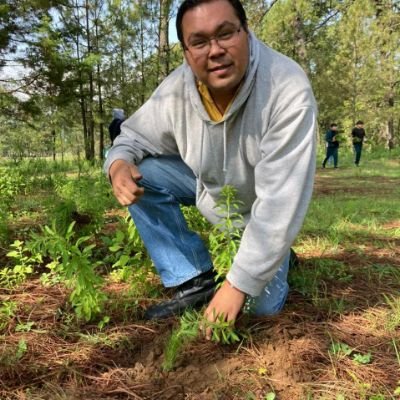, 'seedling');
162,309,245,371
329,341,372,365
2,240,42,288
209,185,243,280
162,310,199,371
